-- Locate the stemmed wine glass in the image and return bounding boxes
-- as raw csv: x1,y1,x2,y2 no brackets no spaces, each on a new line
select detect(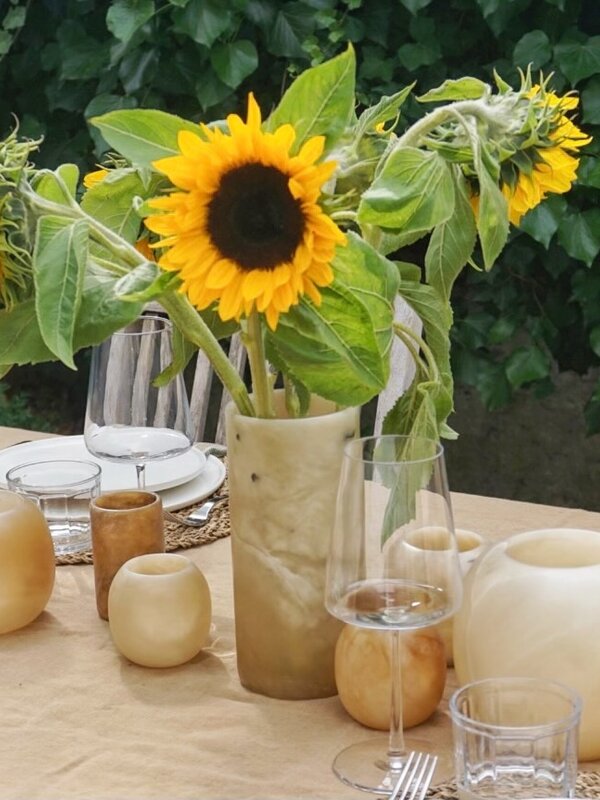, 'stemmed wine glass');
325,434,463,795
84,315,194,489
